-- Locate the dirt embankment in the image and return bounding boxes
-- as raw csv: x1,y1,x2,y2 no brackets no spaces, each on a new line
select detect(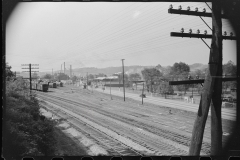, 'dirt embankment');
40,108,88,156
